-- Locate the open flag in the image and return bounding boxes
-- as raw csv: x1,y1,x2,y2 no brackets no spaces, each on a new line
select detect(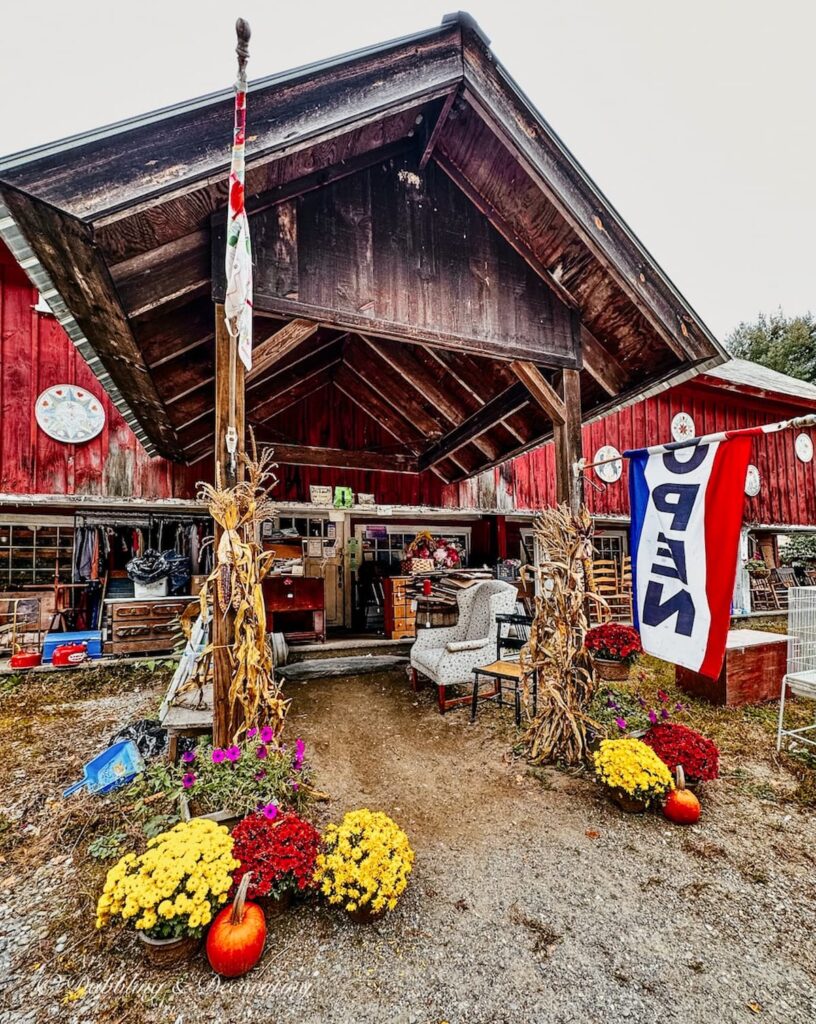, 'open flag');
224,73,252,370
626,429,759,678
